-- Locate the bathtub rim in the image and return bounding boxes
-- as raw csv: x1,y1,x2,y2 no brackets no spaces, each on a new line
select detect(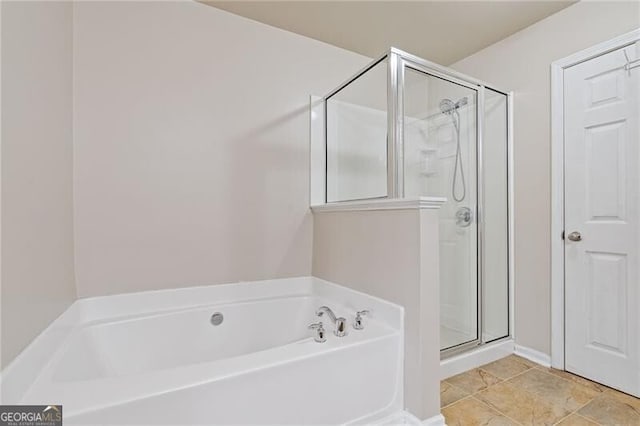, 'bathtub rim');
1,276,404,408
